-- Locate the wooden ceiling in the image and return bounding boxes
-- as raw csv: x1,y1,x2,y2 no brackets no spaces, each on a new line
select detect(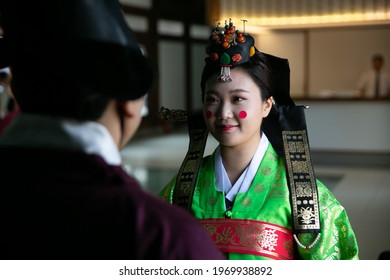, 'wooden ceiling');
208,0,390,29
